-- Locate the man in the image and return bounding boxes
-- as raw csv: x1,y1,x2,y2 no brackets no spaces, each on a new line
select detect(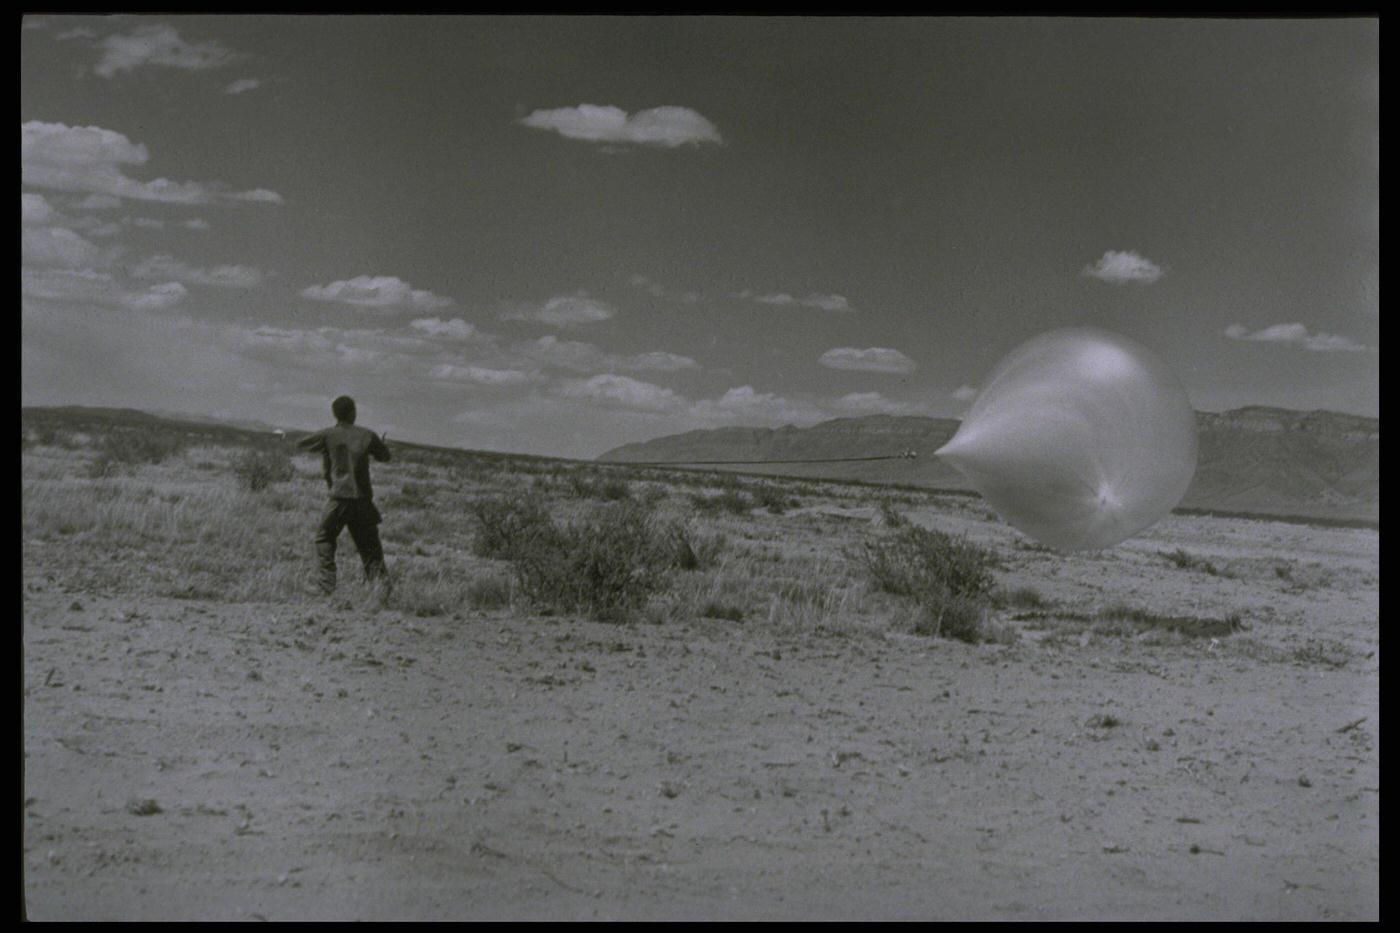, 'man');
297,396,392,596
